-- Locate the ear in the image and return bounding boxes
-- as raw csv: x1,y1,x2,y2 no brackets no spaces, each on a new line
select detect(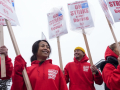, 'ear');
113,50,116,54
82,52,85,56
